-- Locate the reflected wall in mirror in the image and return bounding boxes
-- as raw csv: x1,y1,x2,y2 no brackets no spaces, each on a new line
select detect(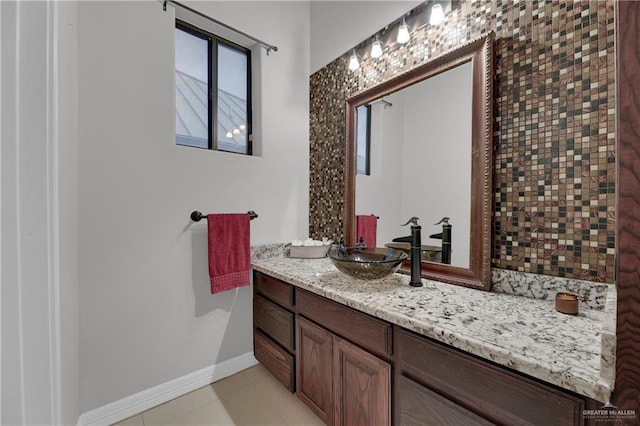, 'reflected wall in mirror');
355,61,472,269
345,34,494,290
